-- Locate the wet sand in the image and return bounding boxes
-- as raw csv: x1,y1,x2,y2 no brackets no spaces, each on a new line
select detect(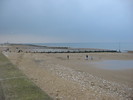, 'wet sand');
2,52,133,100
